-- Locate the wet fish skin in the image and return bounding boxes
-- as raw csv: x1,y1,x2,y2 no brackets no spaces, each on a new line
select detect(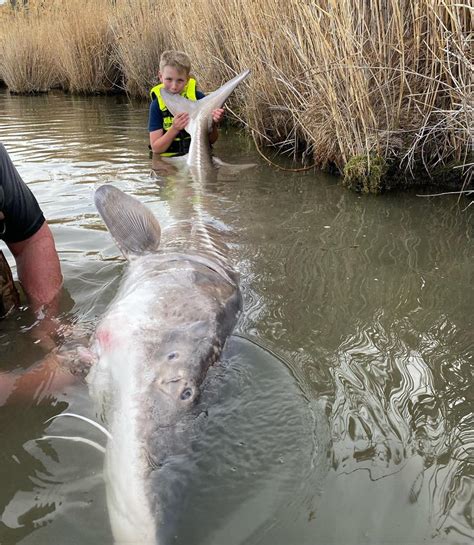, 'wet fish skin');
87,185,241,544
160,69,251,171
